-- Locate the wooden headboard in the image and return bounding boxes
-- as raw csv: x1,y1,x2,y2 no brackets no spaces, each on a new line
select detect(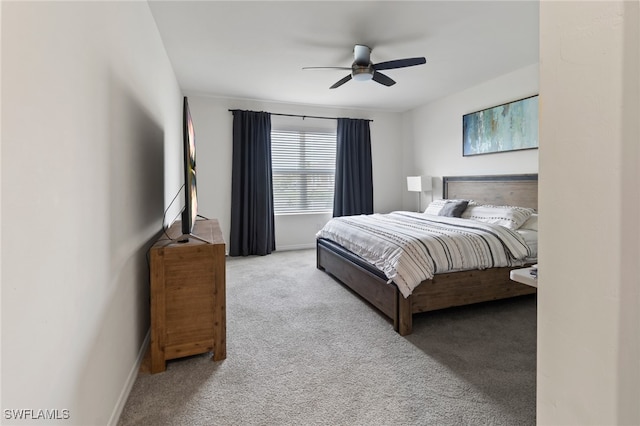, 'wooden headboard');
443,174,538,210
